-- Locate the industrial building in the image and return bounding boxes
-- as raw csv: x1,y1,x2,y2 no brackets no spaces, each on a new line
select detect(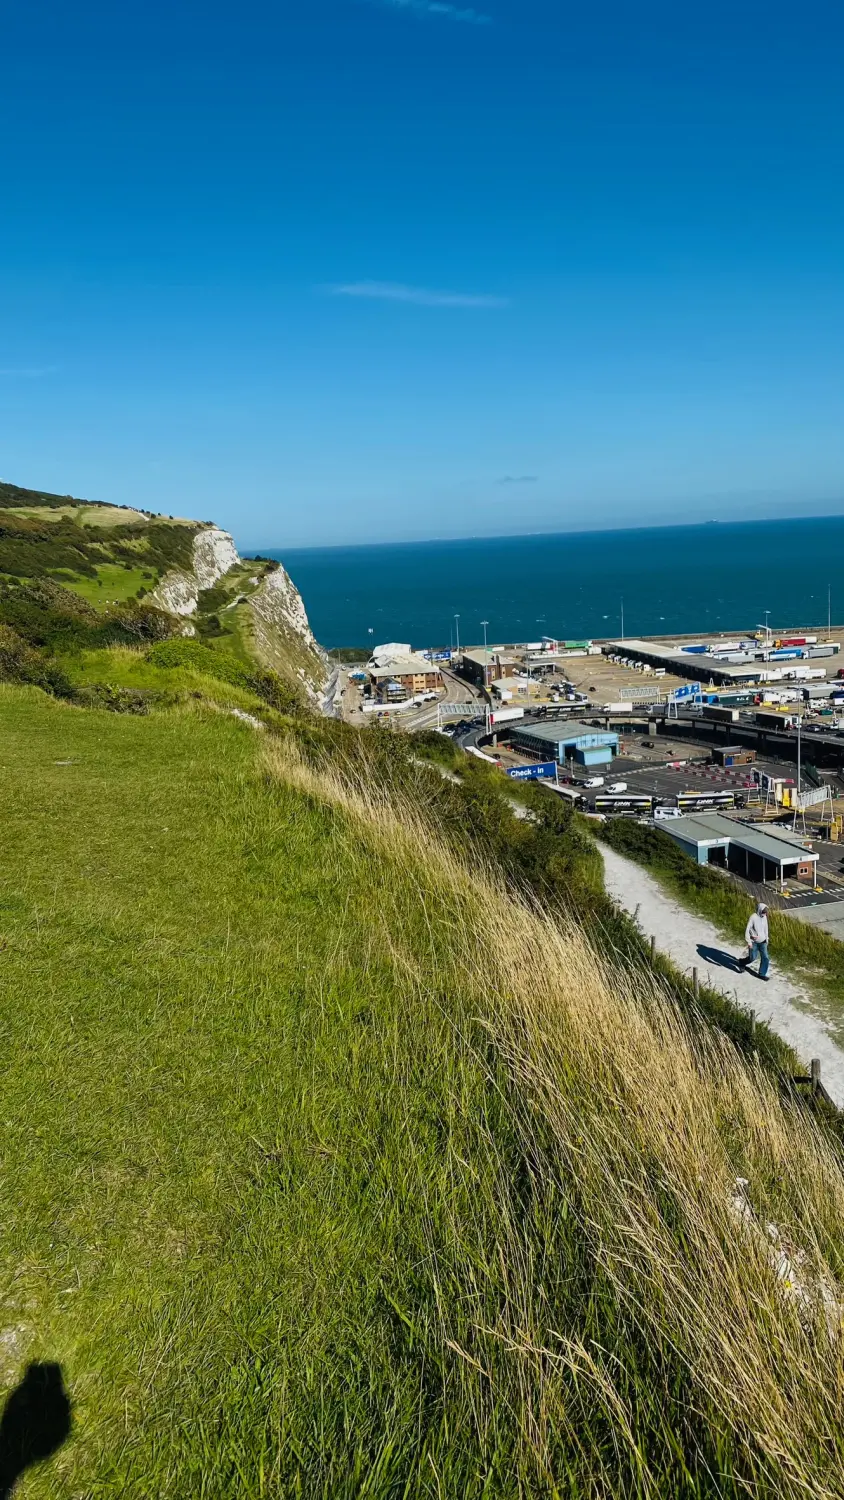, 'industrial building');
460,647,519,689
661,812,818,888
368,652,442,703
509,720,619,767
604,638,839,688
